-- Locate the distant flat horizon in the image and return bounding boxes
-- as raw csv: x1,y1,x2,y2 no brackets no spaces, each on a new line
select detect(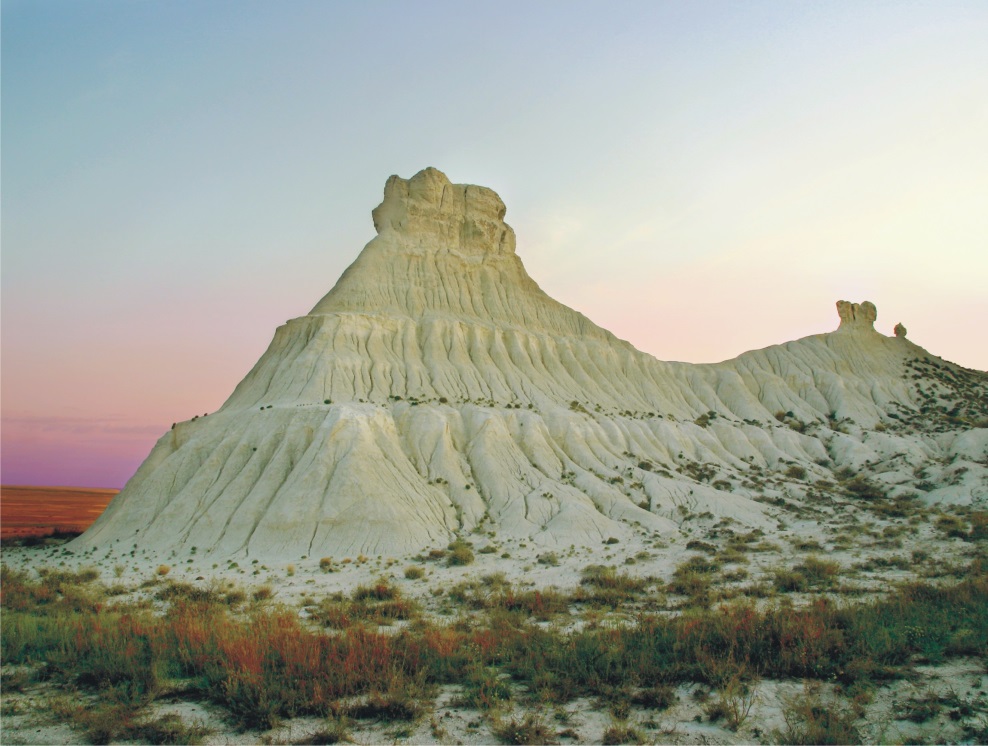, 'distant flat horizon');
0,484,118,538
